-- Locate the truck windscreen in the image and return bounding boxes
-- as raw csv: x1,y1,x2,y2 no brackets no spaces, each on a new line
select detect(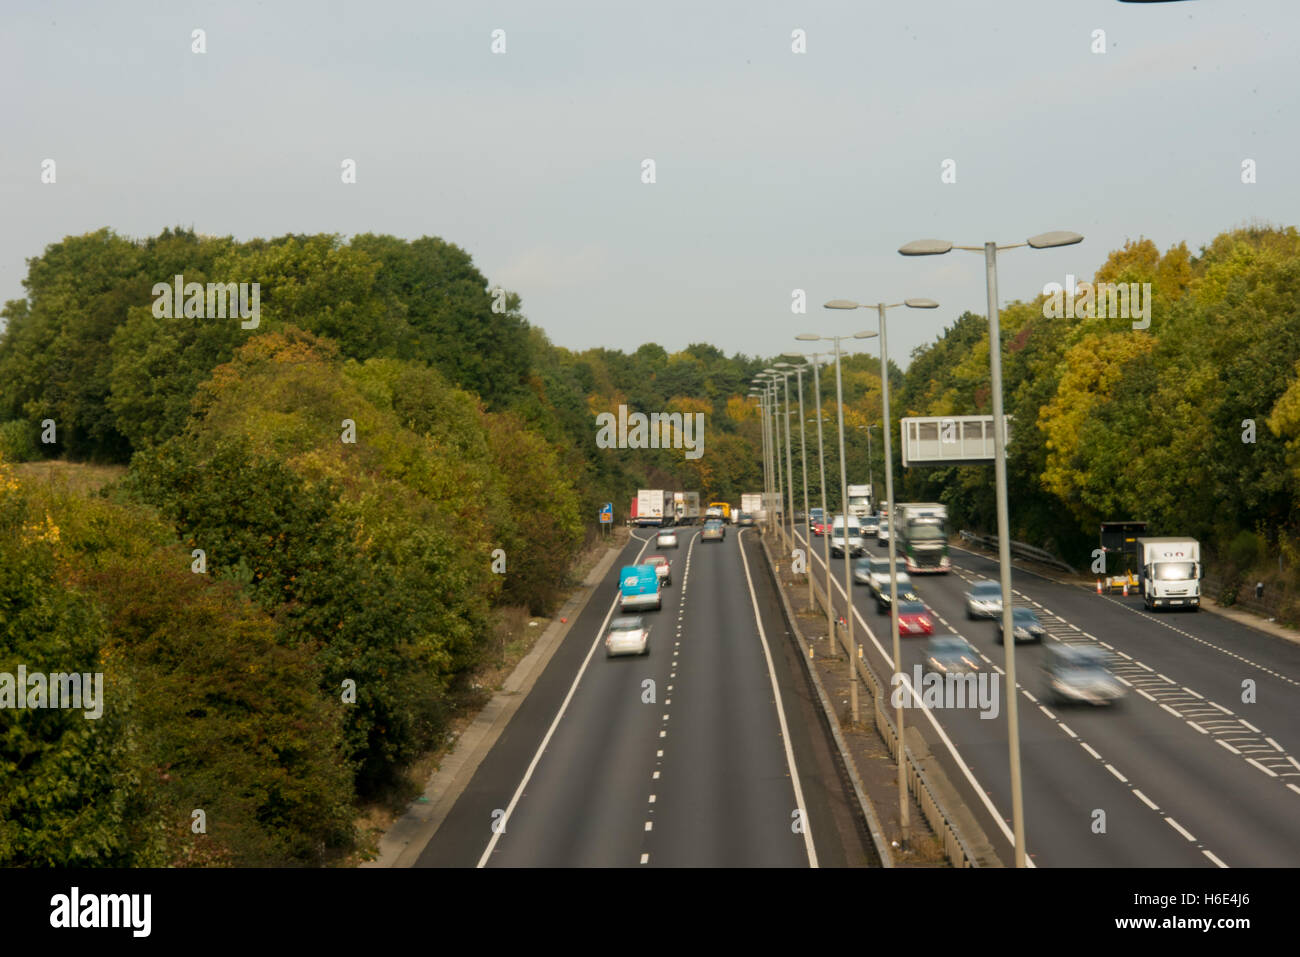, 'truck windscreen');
1155,562,1196,581
908,524,945,541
